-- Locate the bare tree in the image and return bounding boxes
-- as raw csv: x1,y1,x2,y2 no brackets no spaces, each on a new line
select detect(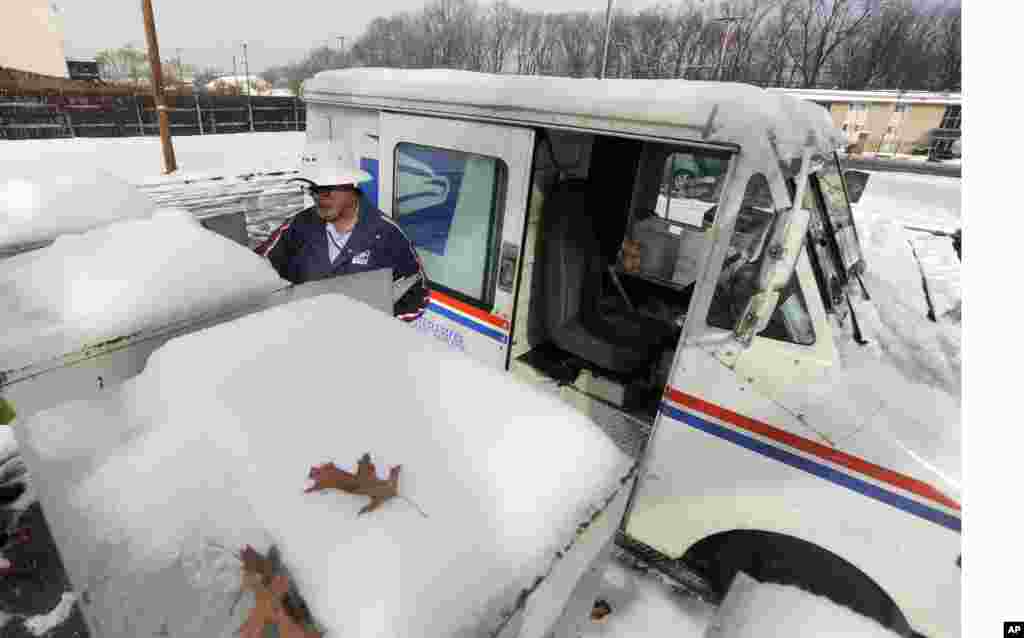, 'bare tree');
628,8,676,79
514,12,558,74
785,0,873,88
667,8,706,78
555,12,598,77
483,1,520,72
932,2,961,91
